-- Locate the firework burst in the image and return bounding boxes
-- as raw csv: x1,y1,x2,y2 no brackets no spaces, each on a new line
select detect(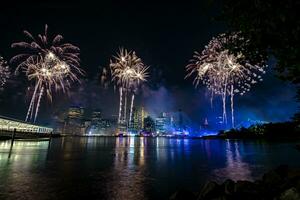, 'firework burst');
0,56,10,90
110,48,148,91
11,25,84,123
186,32,267,128
11,24,81,74
24,55,74,122
109,48,149,128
